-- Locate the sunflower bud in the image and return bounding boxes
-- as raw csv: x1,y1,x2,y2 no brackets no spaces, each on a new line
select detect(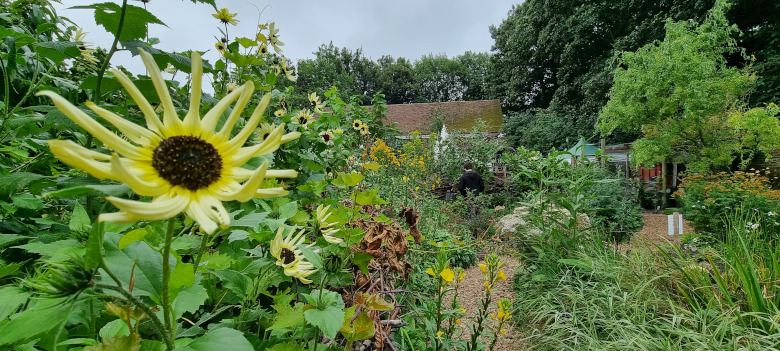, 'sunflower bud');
28,259,93,297
323,253,343,274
